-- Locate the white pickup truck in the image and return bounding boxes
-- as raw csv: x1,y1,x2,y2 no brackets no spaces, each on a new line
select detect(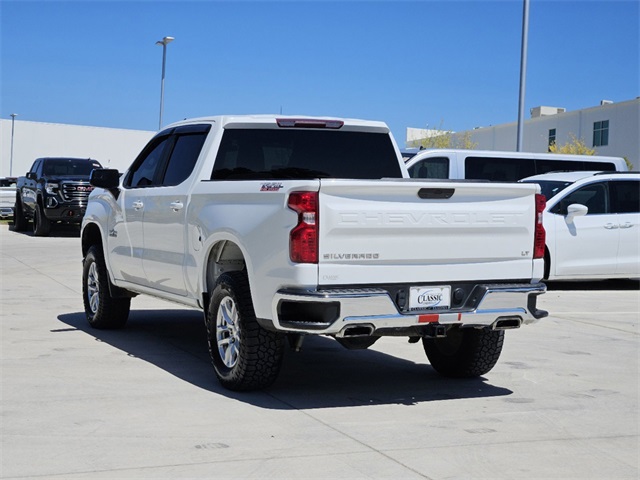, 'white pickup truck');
81,115,547,391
